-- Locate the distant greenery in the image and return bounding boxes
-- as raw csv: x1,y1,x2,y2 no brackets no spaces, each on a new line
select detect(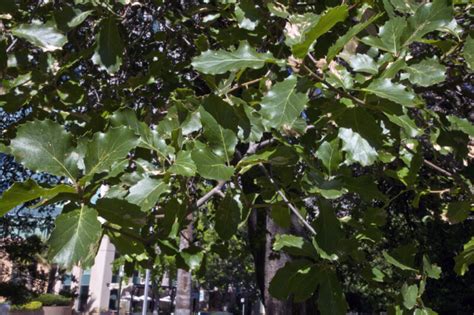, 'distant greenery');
35,294,71,307
10,301,42,311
